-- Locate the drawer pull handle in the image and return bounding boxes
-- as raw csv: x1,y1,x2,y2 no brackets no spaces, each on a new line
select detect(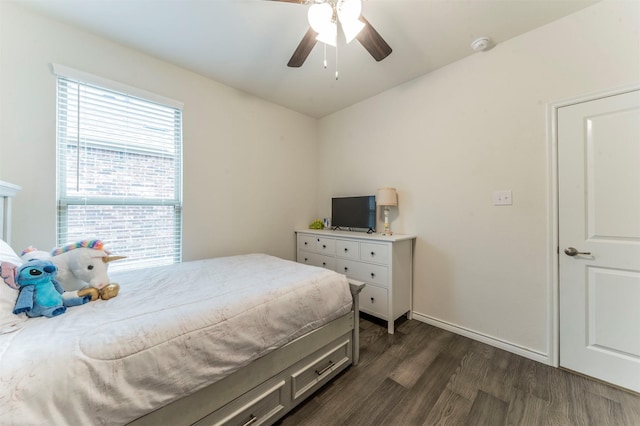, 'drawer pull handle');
304,241,308,245
370,297,375,303
242,415,258,426
344,248,348,252
370,273,375,278
304,257,308,261
344,267,348,272
315,360,335,376
322,244,327,249
322,262,327,266
371,251,375,256
317,238,320,242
